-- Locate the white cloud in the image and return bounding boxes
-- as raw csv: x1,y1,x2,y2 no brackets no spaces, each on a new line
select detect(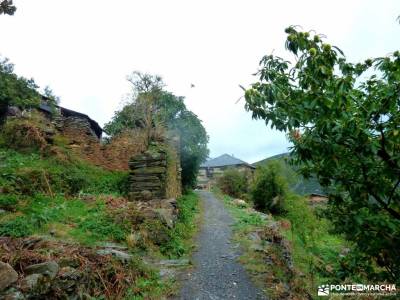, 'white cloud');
1,0,399,163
